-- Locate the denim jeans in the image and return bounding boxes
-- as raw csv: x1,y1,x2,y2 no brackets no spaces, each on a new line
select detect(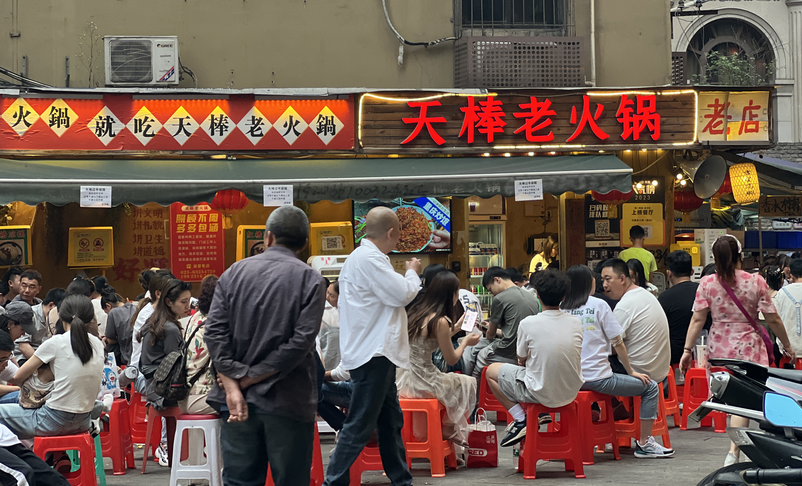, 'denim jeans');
581,373,659,420
0,404,91,439
324,356,412,486
316,352,349,431
0,391,19,405
220,406,314,486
